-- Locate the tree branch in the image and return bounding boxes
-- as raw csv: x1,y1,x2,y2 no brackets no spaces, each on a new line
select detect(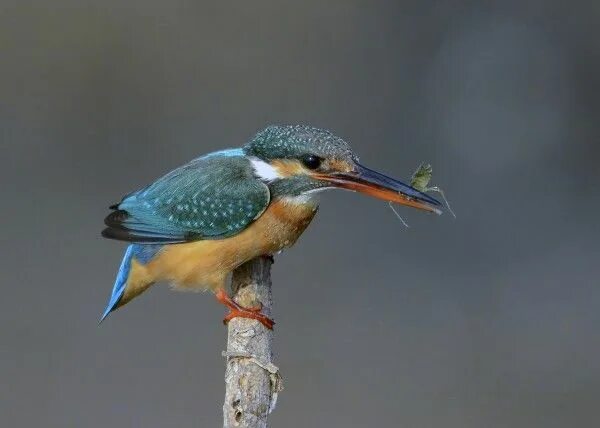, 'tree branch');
223,257,282,428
